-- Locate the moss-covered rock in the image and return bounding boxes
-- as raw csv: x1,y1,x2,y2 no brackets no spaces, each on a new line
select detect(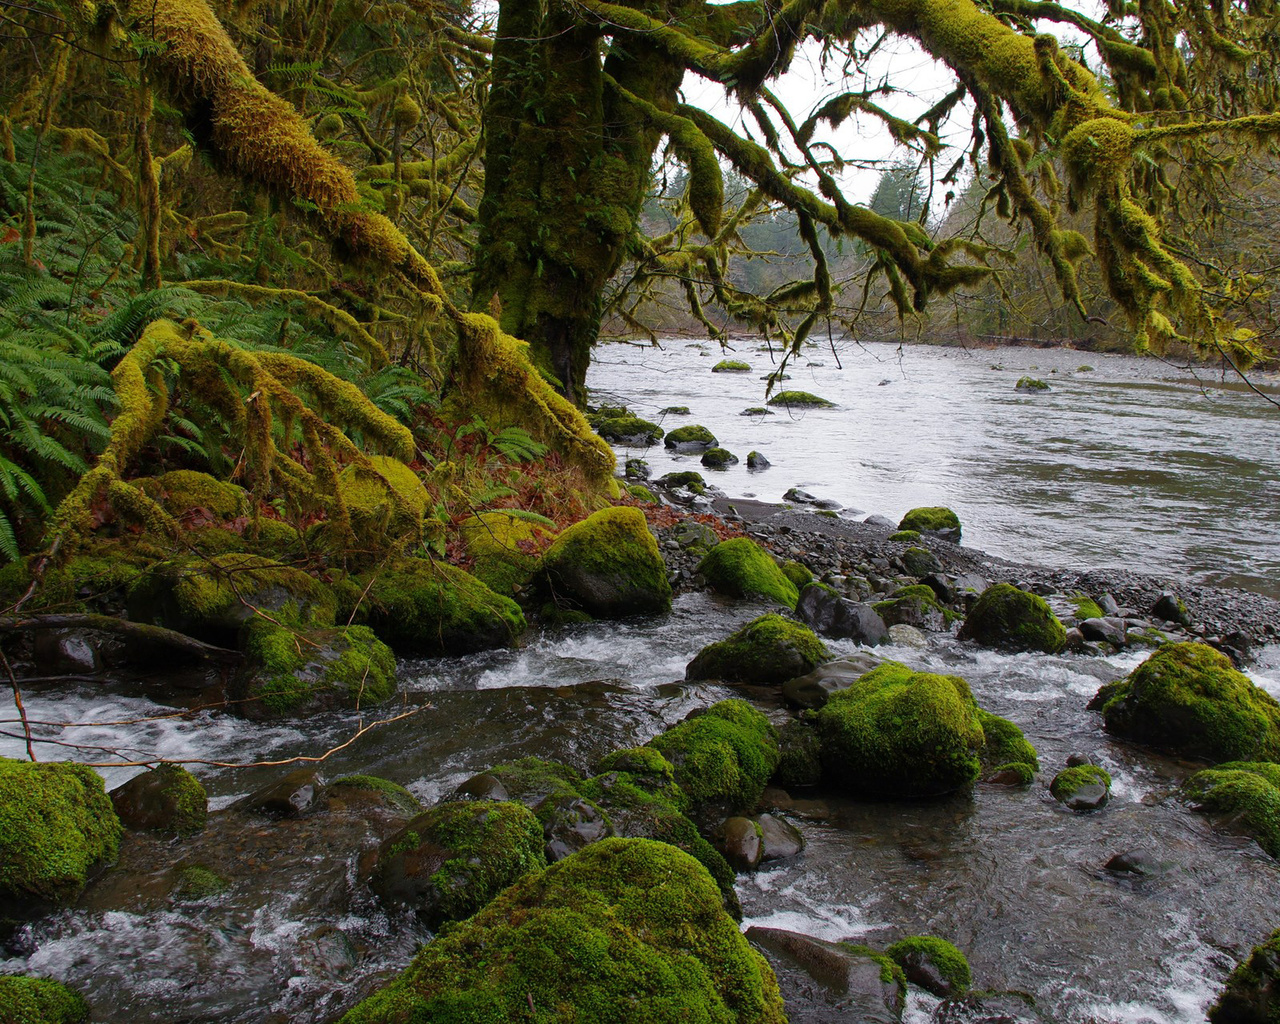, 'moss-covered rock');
540,506,671,618
686,613,829,685
173,864,230,901
1184,763,1280,859
873,583,953,631
712,359,751,372
336,455,429,550
1093,643,1280,762
370,799,546,927
358,558,525,654
701,447,738,468
627,483,657,502
460,509,554,596
596,415,664,446
975,709,1039,783
341,838,785,1024
664,424,718,450
0,976,89,1024
767,390,834,408
775,718,823,789
780,560,813,589
0,758,122,914
888,529,922,543
898,506,962,541
1049,764,1111,810
329,775,423,816
657,470,707,493
133,469,250,521
110,764,207,836
697,538,799,608
959,583,1066,653
649,699,780,814
885,936,972,996
1015,376,1050,391
234,621,397,715
815,662,985,798
127,552,336,643
1208,928,1280,1023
